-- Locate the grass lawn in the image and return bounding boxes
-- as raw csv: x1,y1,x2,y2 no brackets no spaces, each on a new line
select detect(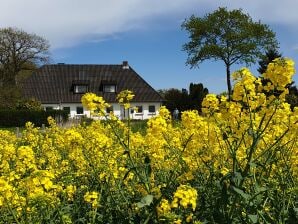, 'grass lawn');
0,127,21,132
0,120,149,136
130,120,148,135
0,119,180,136
0,127,24,136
